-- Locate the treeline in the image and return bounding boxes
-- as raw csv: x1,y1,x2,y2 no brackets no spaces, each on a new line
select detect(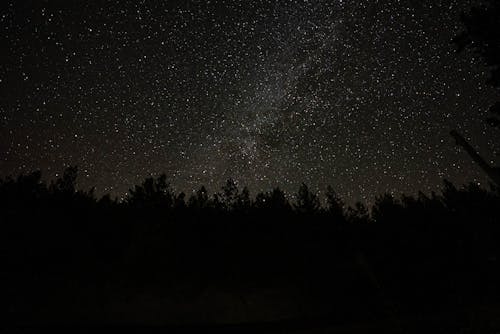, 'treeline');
1,166,499,223
2,167,500,324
